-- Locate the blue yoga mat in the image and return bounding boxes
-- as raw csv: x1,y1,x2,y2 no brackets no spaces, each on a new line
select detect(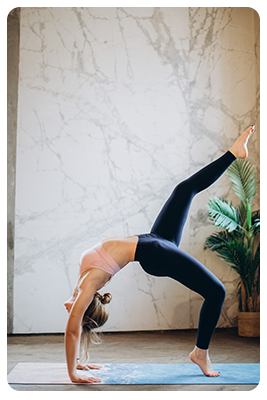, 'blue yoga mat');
7,362,260,385
89,363,260,385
